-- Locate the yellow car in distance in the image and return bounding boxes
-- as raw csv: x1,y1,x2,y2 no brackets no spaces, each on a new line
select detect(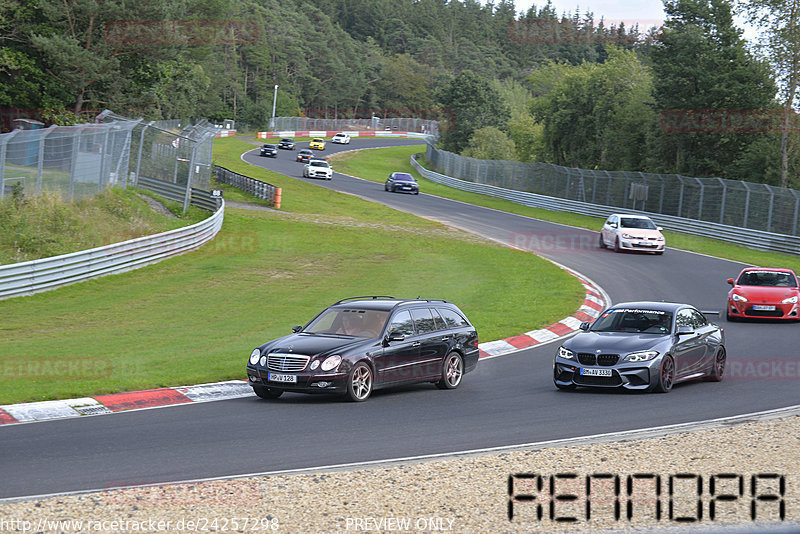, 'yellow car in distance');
309,138,326,150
